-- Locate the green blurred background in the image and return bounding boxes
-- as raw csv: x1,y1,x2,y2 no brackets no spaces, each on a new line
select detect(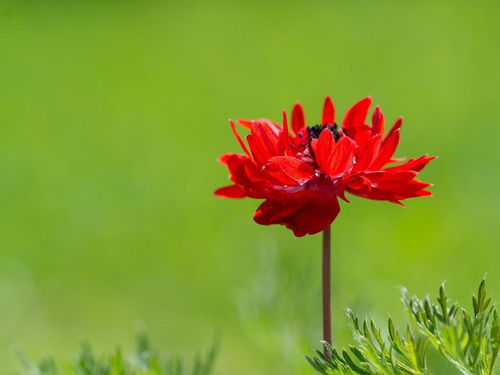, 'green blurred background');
0,0,499,373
